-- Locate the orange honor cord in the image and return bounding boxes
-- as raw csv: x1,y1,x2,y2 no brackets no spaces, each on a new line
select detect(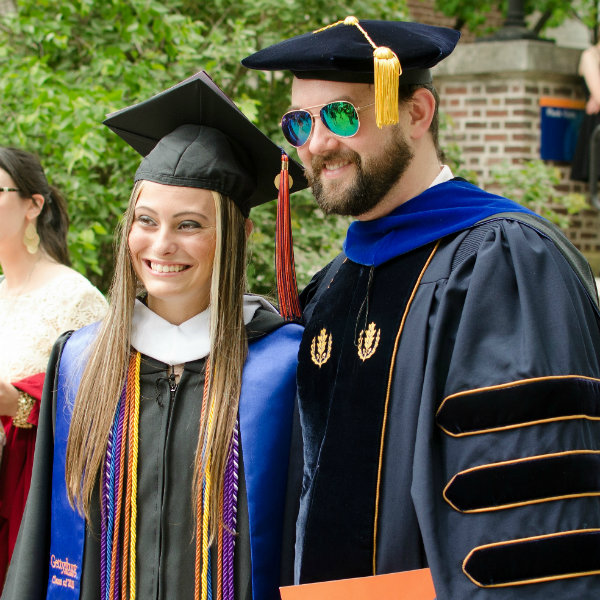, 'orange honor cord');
129,352,141,600
276,151,302,321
